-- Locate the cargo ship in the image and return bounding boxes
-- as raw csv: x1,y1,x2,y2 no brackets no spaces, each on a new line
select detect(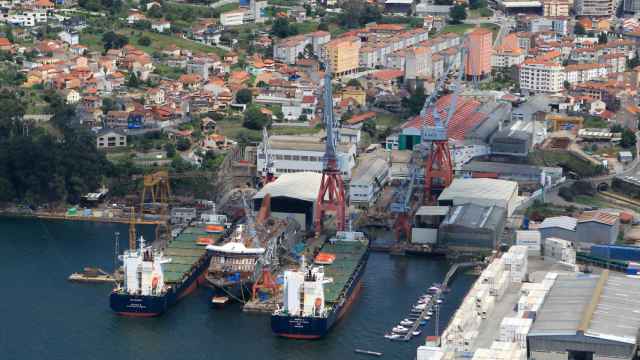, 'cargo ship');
271,231,369,339
109,226,214,317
